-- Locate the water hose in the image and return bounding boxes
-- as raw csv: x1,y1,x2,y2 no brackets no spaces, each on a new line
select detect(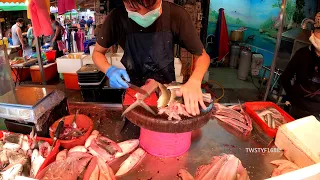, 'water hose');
207,80,225,103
